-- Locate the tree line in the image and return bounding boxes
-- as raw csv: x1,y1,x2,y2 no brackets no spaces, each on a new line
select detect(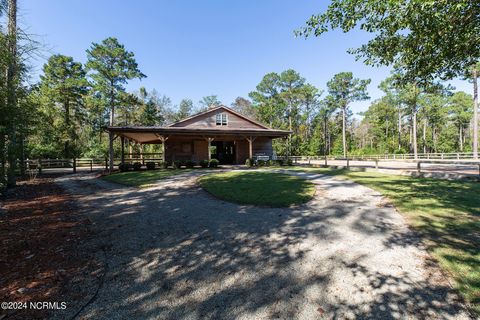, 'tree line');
1,0,479,191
